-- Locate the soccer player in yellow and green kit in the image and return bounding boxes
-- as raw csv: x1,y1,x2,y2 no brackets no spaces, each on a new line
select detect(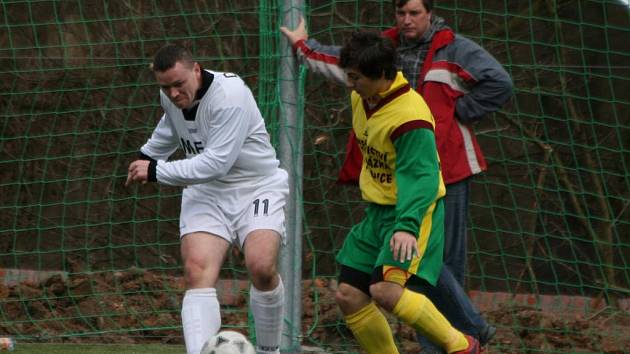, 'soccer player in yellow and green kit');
333,31,480,354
